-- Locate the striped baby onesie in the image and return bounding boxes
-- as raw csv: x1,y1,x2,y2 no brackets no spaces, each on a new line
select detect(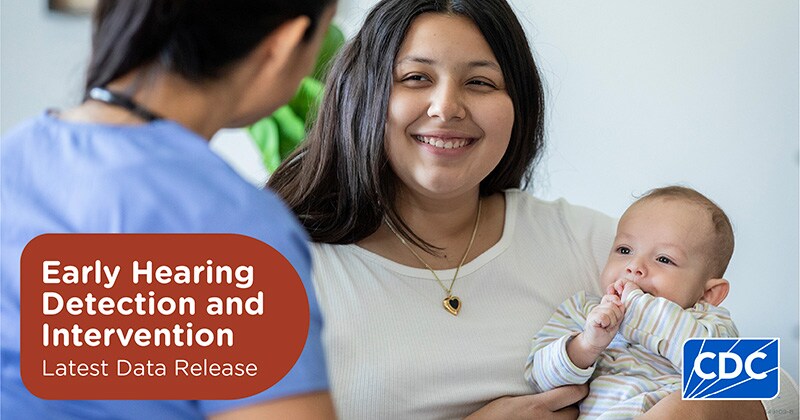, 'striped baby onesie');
525,289,738,419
